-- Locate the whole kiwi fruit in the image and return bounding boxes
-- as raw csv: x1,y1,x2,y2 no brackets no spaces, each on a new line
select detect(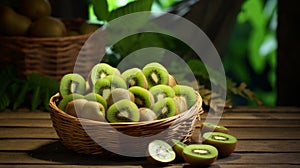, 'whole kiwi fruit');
17,0,51,20
28,16,67,37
